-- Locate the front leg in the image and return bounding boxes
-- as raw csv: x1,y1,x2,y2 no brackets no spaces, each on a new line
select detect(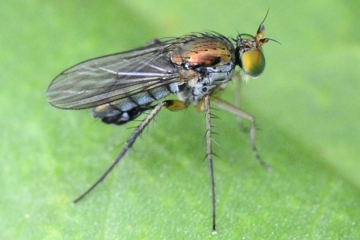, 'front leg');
210,96,271,170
